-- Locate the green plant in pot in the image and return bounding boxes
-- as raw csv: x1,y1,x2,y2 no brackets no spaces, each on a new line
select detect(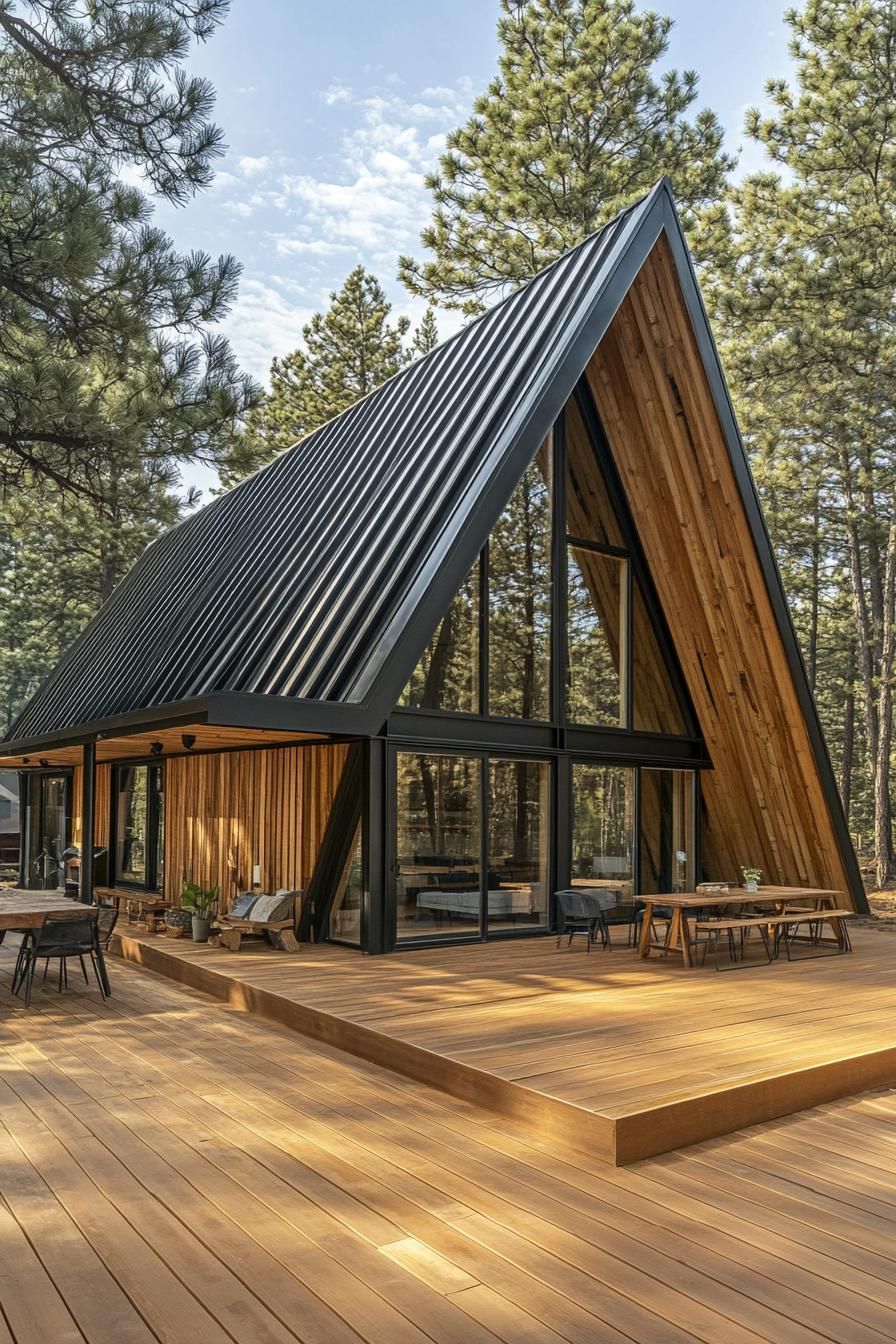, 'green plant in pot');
741,866,762,894
181,880,219,942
